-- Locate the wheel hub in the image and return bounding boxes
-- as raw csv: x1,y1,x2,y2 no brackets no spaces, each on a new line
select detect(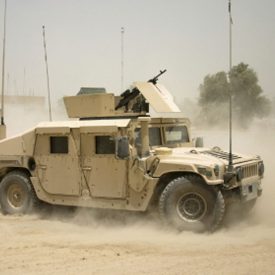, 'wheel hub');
7,183,25,208
177,193,207,222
